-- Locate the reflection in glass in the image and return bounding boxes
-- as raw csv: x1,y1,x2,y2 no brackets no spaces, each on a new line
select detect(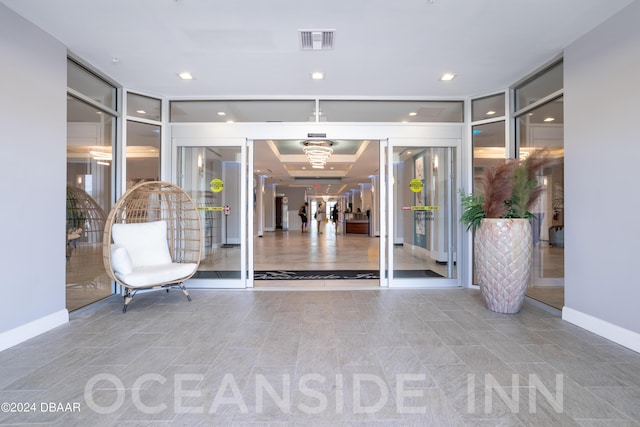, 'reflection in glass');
170,100,316,122
178,147,242,278
67,60,116,110
471,120,506,285
126,121,160,189
319,100,464,122
518,97,564,293
66,96,114,310
472,121,506,189
127,93,161,121
515,61,563,111
170,99,464,123
391,146,456,280
471,93,505,122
